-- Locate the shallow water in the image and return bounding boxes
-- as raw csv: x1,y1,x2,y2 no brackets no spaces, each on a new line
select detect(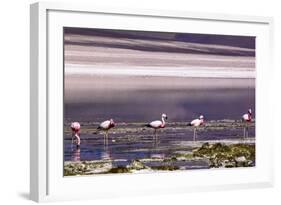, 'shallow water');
64,77,255,170
64,122,255,168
